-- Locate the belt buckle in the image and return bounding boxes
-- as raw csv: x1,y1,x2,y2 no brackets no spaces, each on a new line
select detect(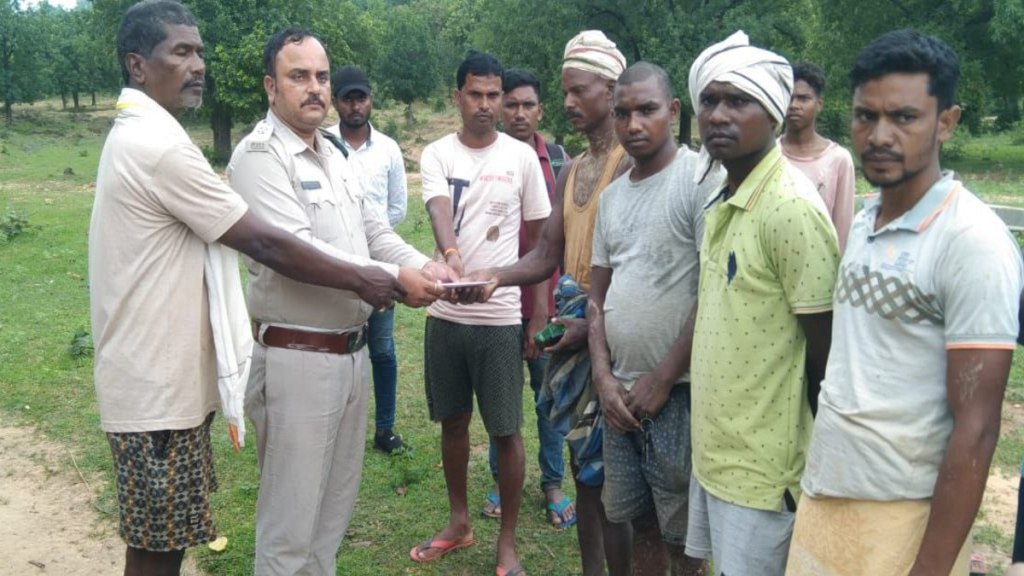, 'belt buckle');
348,326,367,352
